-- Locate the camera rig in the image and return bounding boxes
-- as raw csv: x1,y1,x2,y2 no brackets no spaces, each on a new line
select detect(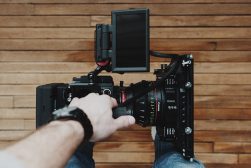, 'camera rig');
36,8,194,161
